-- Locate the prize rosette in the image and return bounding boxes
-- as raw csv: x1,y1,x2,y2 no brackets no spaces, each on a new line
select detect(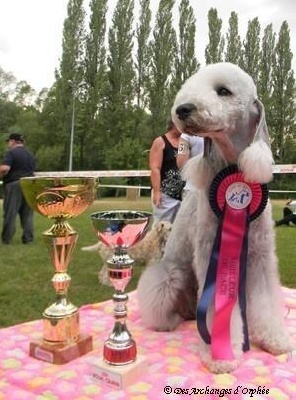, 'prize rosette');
209,164,268,221
197,165,269,360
